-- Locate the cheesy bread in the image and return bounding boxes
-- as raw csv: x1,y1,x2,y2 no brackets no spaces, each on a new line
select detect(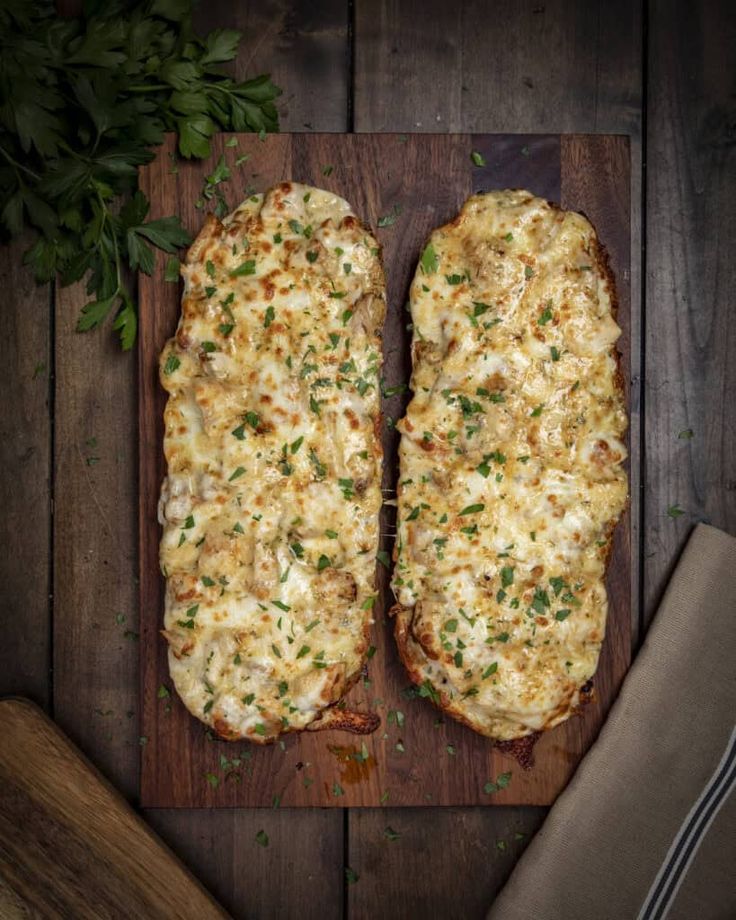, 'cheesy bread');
159,182,385,743
392,190,628,741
